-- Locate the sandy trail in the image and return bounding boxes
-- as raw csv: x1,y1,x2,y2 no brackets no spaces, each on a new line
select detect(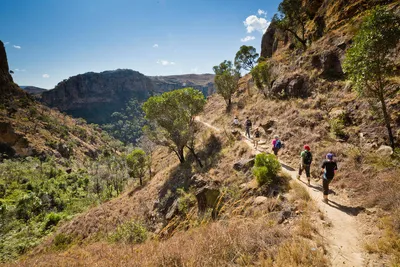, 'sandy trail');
196,116,365,267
